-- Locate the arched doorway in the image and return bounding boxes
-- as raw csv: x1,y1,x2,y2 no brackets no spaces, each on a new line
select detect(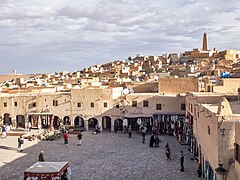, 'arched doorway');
3,113,11,125
16,115,25,128
74,116,84,129
114,119,123,131
102,116,111,131
63,116,71,125
88,118,98,130
28,115,39,129
53,116,60,129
